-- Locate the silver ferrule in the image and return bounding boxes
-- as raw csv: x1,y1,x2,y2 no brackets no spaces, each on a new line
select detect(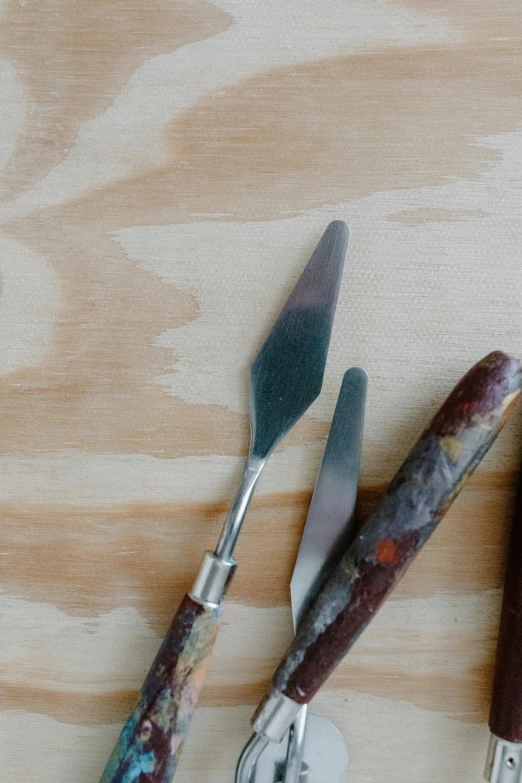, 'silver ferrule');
252,688,301,743
486,734,522,783
190,552,237,607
